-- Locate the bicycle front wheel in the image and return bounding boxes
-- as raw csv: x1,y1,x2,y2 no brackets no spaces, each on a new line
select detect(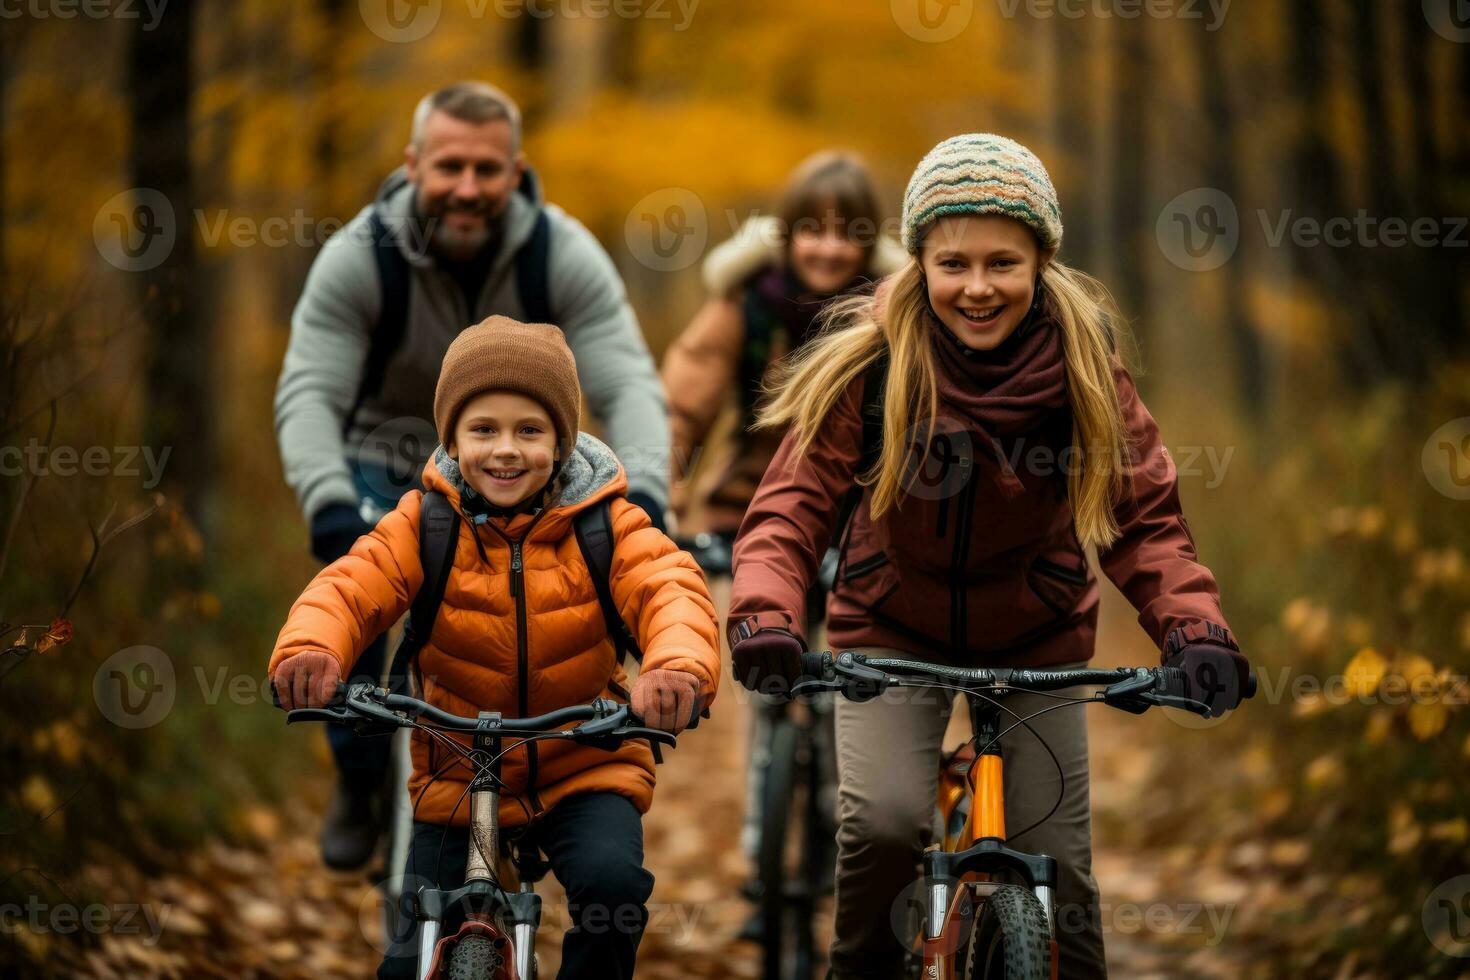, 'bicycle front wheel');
757,716,817,979
965,885,1052,980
